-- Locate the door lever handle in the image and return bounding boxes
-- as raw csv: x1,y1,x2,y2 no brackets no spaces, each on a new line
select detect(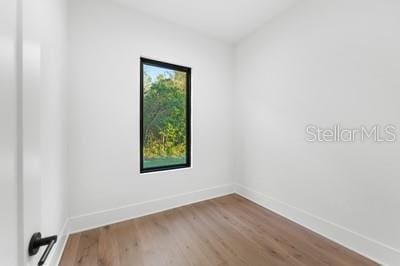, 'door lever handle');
29,232,57,266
